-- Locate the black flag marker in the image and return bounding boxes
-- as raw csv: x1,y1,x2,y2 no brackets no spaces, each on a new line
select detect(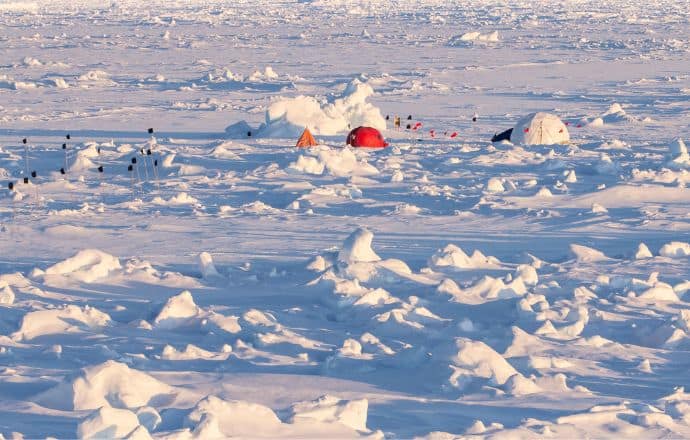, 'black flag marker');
22,138,27,144
131,157,137,164
97,147,101,154
31,171,36,178
128,164,133,172
148,128,154,134
23,177,29,184
98,165,103,173
154,159,158,167
146,149,151,155
406,124,411,129
407,115,412,120
8,182,14,191
472,116,477,122
62,143,67,150
385,115,390,120
247,131,252,137
140,148,144,155
66,134,71,140
60,168,65,175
